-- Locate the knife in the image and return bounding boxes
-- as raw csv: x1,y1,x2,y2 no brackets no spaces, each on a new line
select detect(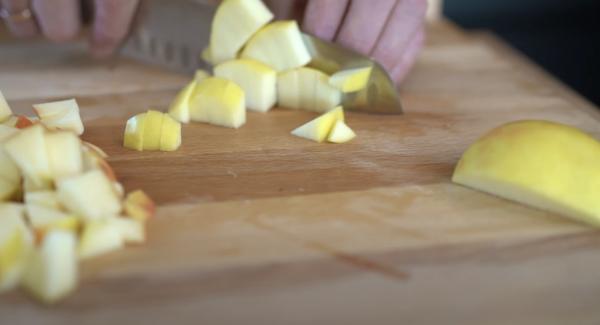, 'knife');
121,0,403,114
